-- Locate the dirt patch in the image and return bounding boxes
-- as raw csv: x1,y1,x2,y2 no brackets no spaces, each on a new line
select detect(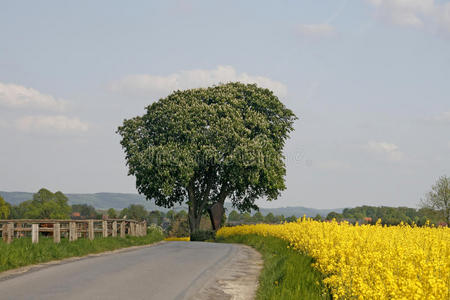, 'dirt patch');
192,244,263,300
